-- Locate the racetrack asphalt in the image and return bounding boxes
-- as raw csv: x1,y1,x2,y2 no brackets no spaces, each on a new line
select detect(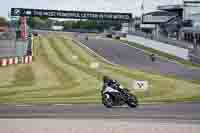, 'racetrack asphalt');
0,103,200,122
76,36,200,80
